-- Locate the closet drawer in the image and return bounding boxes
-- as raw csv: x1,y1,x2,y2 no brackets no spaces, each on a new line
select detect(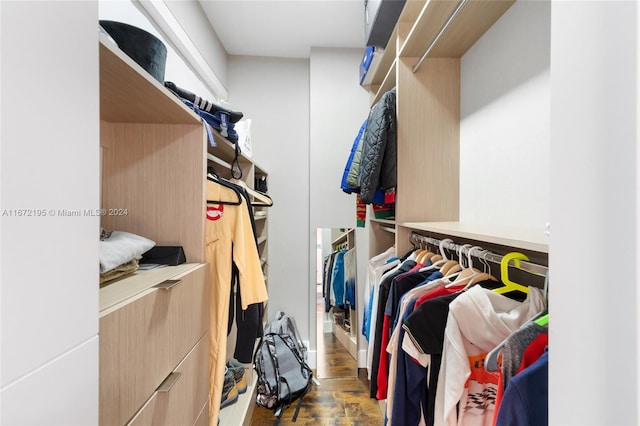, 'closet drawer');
194,402,209,426
99,263,208,426
127,332,209,426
